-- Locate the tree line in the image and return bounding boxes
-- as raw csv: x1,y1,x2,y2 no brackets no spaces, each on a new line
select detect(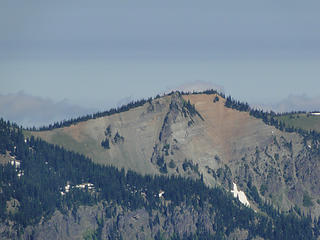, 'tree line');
27,98,151,131
27,90,224,132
